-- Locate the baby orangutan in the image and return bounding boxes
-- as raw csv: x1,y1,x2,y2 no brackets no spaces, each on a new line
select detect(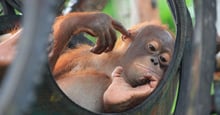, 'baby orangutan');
0,12,175,113
53,19,175,112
